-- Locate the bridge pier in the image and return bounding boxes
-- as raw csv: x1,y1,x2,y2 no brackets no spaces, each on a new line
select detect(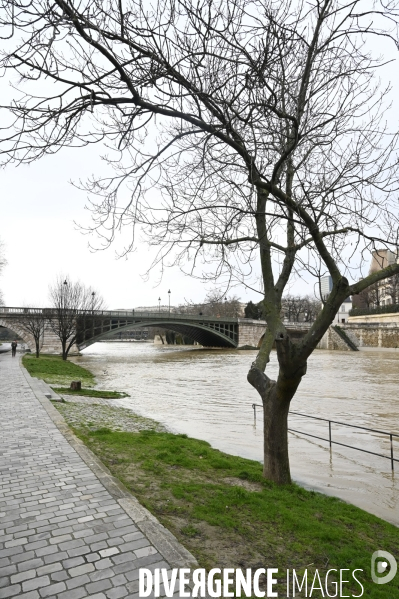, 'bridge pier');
237,319,266,348
0,318,80,356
